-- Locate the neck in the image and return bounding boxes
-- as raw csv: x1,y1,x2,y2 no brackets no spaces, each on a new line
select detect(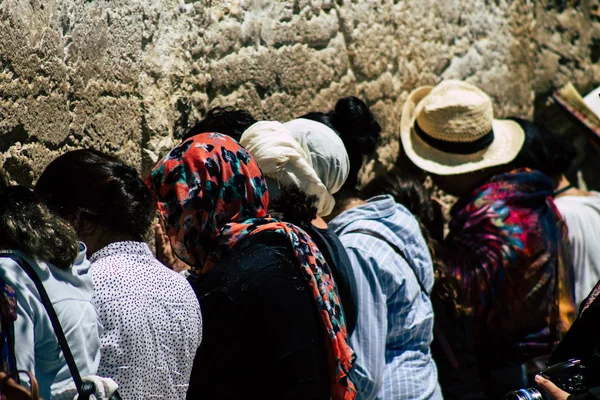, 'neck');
338,197,367,213
86,232,138,257
554,175,570,192
324,196,367,222
553,175,588,199
311,216,328,229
